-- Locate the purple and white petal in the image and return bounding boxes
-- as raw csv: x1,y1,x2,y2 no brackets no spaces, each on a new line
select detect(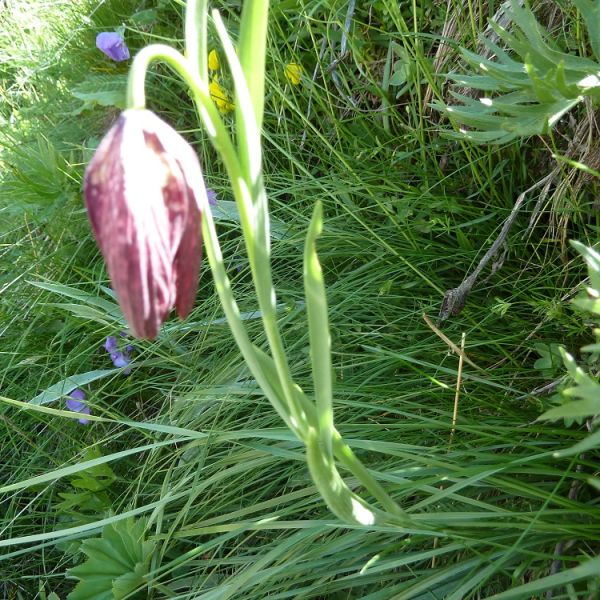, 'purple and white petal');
84,109,206,339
